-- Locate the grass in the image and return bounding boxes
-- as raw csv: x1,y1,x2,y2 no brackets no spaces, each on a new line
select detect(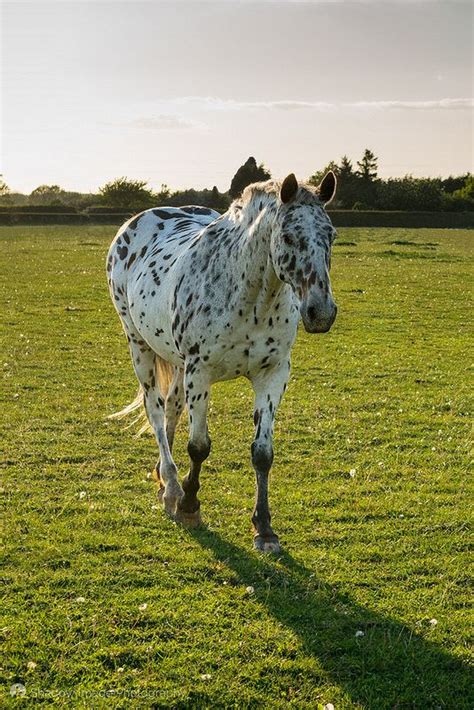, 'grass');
1,225,472,708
